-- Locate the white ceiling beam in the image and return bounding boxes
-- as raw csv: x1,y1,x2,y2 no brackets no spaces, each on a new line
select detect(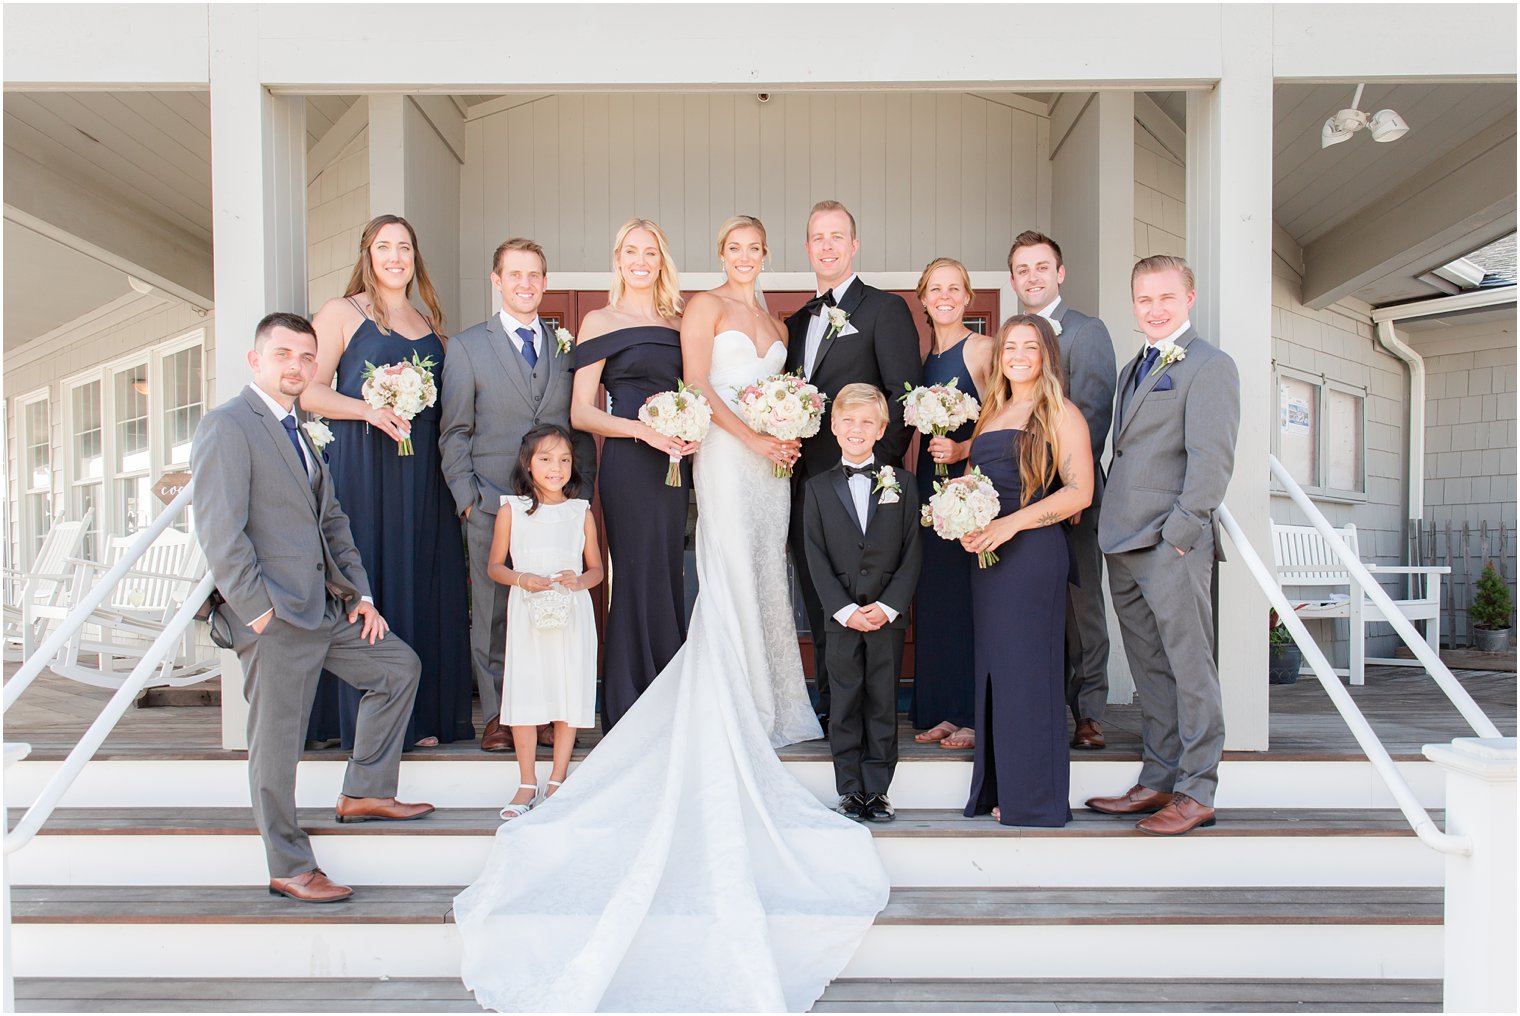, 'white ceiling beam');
306,95,368,182
1300,113,1517,309
1272,4,1517,82
3,149,213,307
2,3,209,88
